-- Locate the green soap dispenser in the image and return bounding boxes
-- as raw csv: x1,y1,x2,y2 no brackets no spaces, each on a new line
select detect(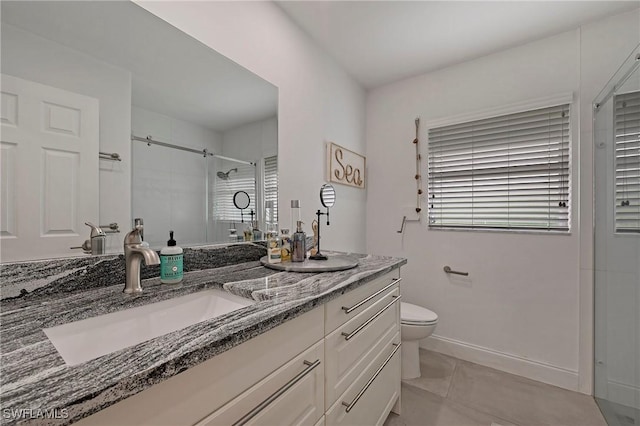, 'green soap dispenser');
160,231,183,284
